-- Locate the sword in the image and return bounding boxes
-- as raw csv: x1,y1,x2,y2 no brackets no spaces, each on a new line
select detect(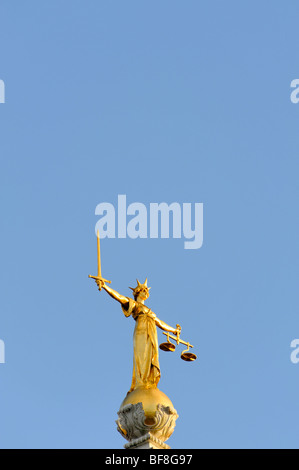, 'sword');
88,230,111,289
